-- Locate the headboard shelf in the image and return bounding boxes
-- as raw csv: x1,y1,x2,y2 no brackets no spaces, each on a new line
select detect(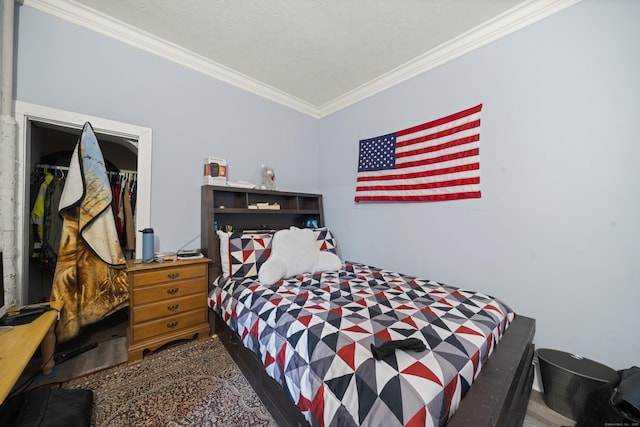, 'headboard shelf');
213,208,321,214
201,185,325,279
